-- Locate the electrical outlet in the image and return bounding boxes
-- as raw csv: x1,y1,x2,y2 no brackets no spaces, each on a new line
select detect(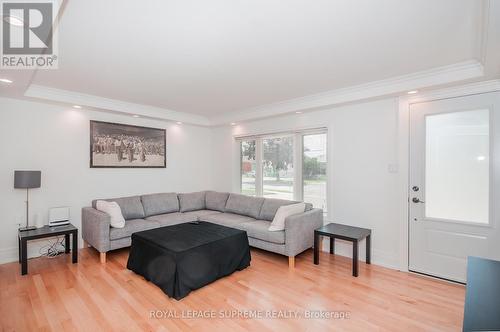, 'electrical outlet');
388,163,399,173
14,215,23,228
